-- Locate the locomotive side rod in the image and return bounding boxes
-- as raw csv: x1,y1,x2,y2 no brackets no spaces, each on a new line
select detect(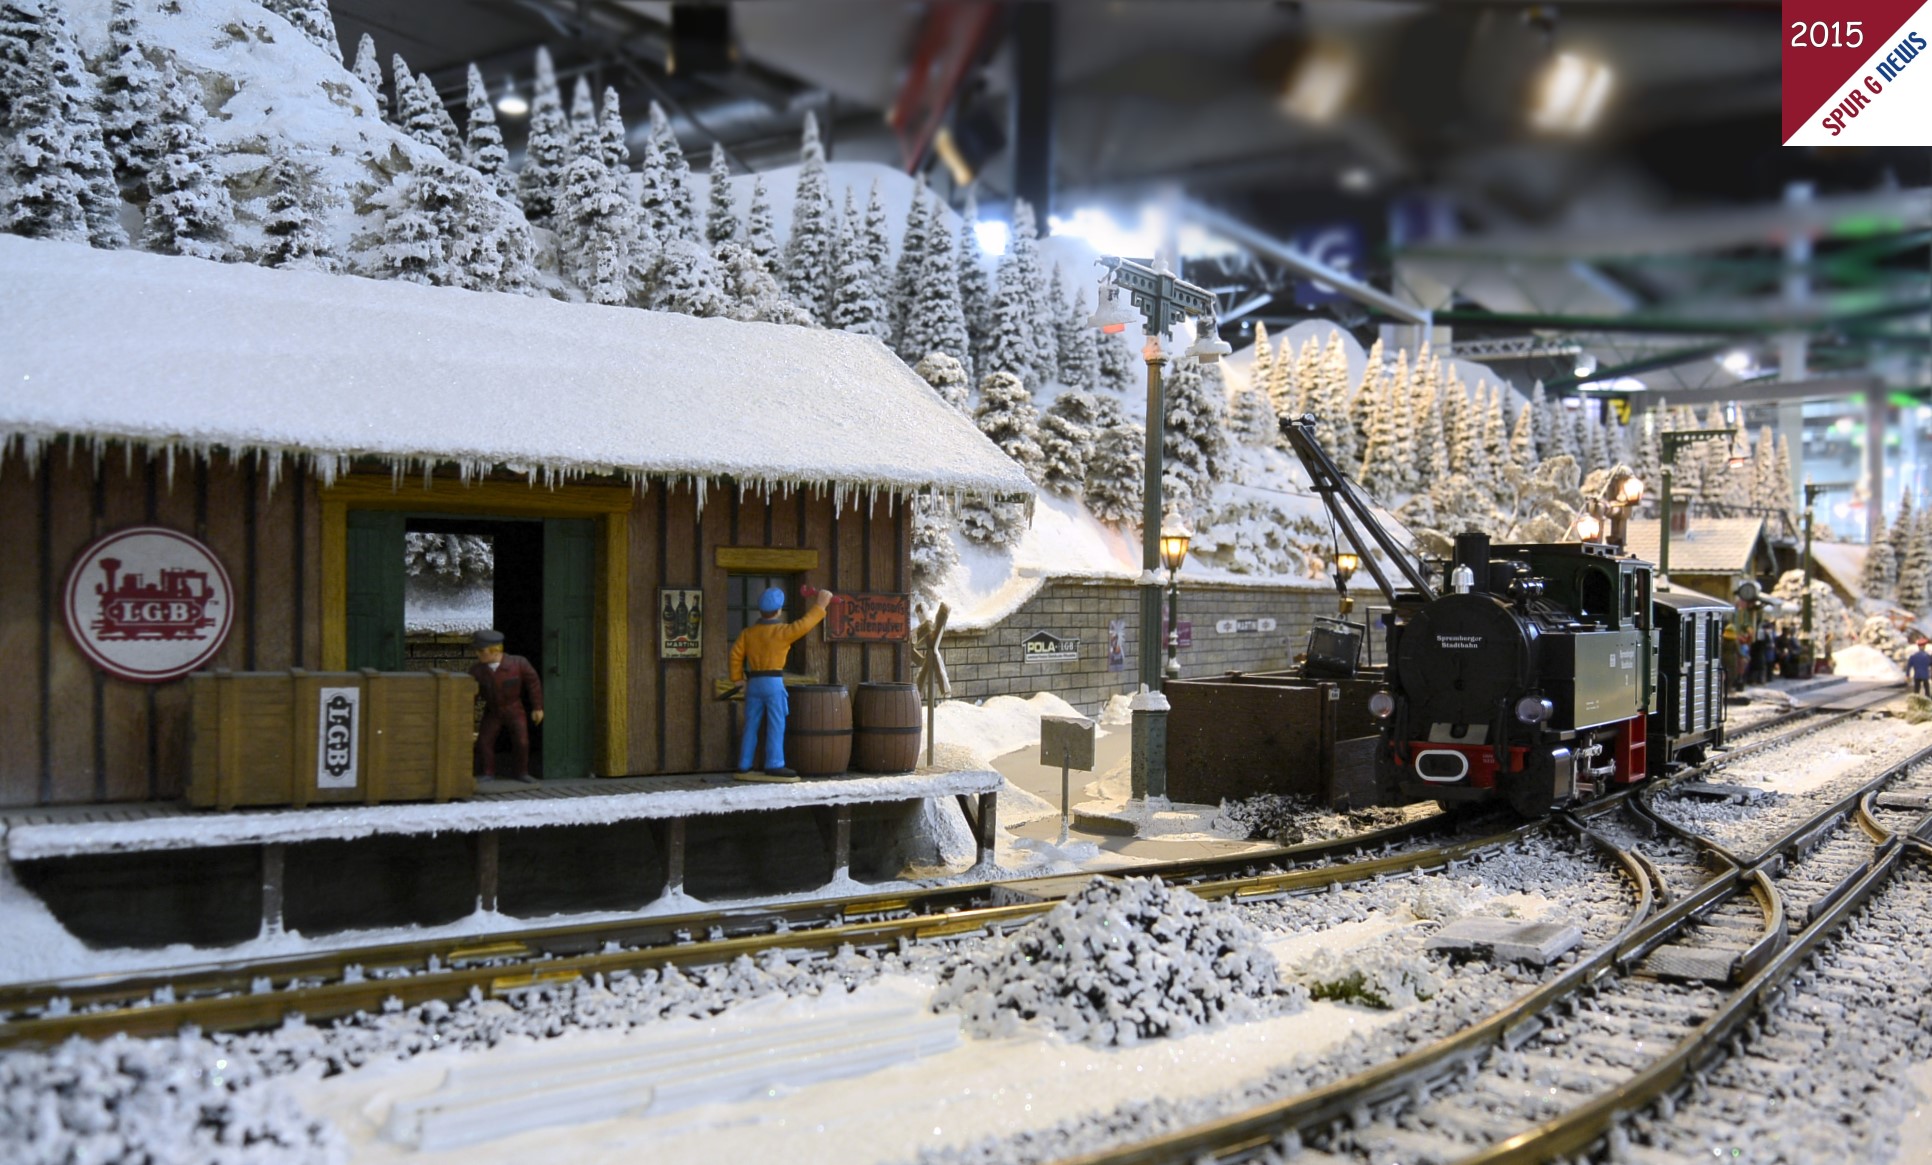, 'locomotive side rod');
1279,414,1437,604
